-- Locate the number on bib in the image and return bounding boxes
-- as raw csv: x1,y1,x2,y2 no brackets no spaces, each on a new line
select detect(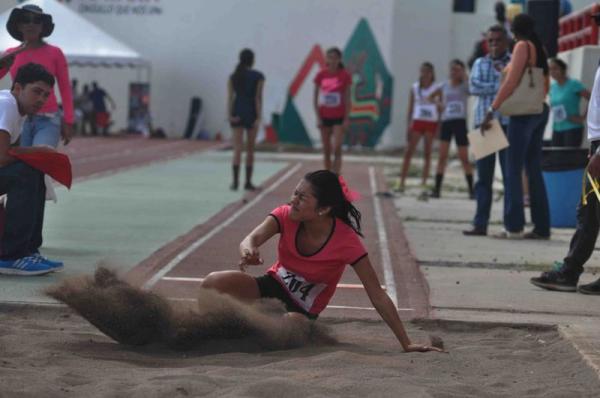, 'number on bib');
445,101,464,118
415,104,438,121
275,266,327,311
320,92,341,107
552,105,567,123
